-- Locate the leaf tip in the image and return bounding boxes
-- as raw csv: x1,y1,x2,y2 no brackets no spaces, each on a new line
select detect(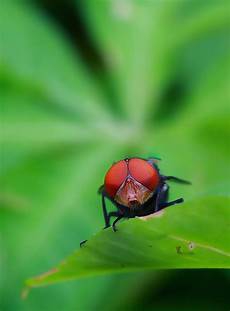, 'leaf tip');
25,267,59,289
